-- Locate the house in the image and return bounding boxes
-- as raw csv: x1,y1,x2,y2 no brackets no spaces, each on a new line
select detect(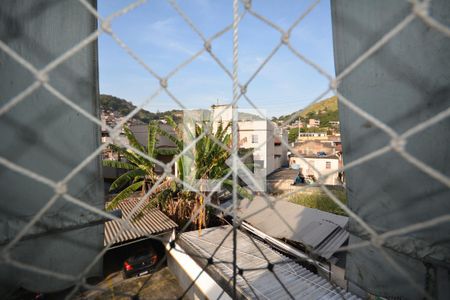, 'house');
297,132,327,141
167,225,357,299
100,111,130,161
289,154,341,185
307,118,320,128
100,109,145,158
211,105,288,179
329,121,340,127
293,140,336,156
238,120,288,177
